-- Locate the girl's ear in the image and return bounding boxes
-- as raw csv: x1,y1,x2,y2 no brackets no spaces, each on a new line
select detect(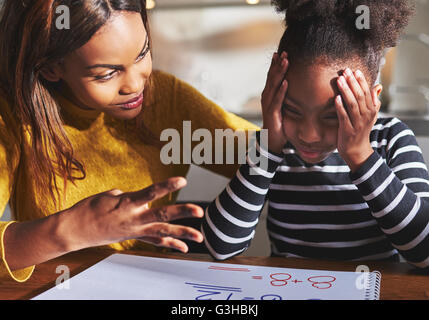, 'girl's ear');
373,84,383,97
372,84,383,112
39,62,64,82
